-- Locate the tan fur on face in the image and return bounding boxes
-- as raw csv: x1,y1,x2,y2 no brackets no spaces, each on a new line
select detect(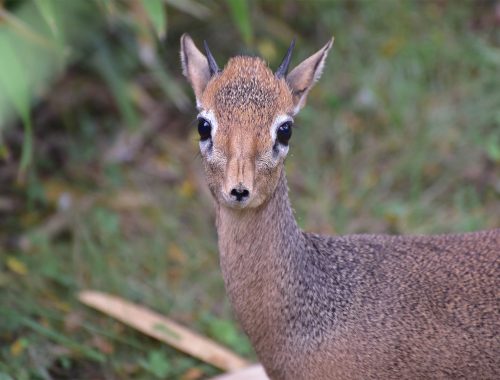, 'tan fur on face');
200,57,294,208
